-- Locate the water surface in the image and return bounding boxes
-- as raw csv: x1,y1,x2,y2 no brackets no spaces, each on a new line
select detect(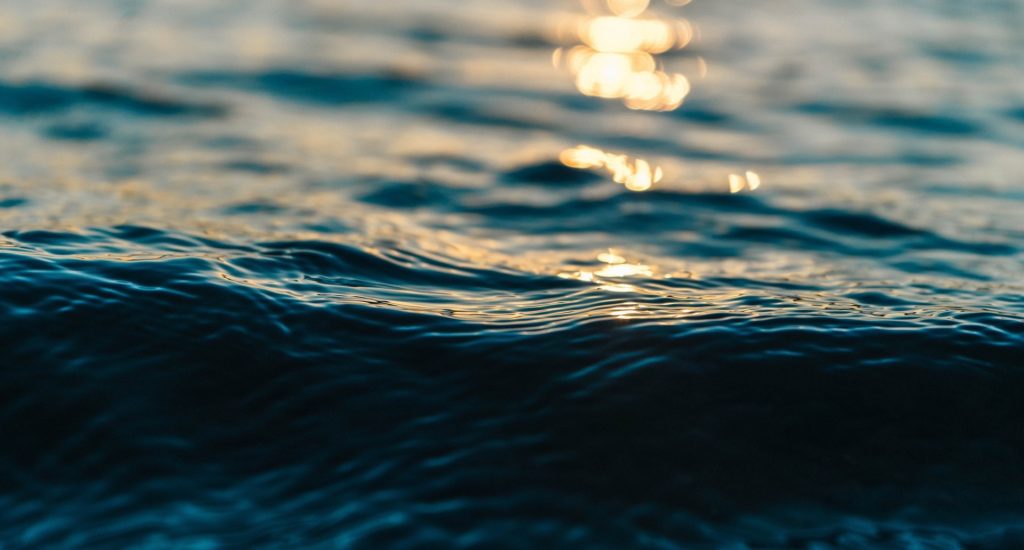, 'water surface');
1,0,1023,547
